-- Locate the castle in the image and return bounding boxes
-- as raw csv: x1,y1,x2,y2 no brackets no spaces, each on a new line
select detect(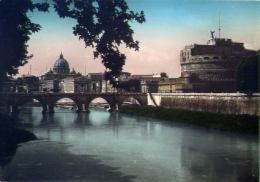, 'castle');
161,32,257,93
